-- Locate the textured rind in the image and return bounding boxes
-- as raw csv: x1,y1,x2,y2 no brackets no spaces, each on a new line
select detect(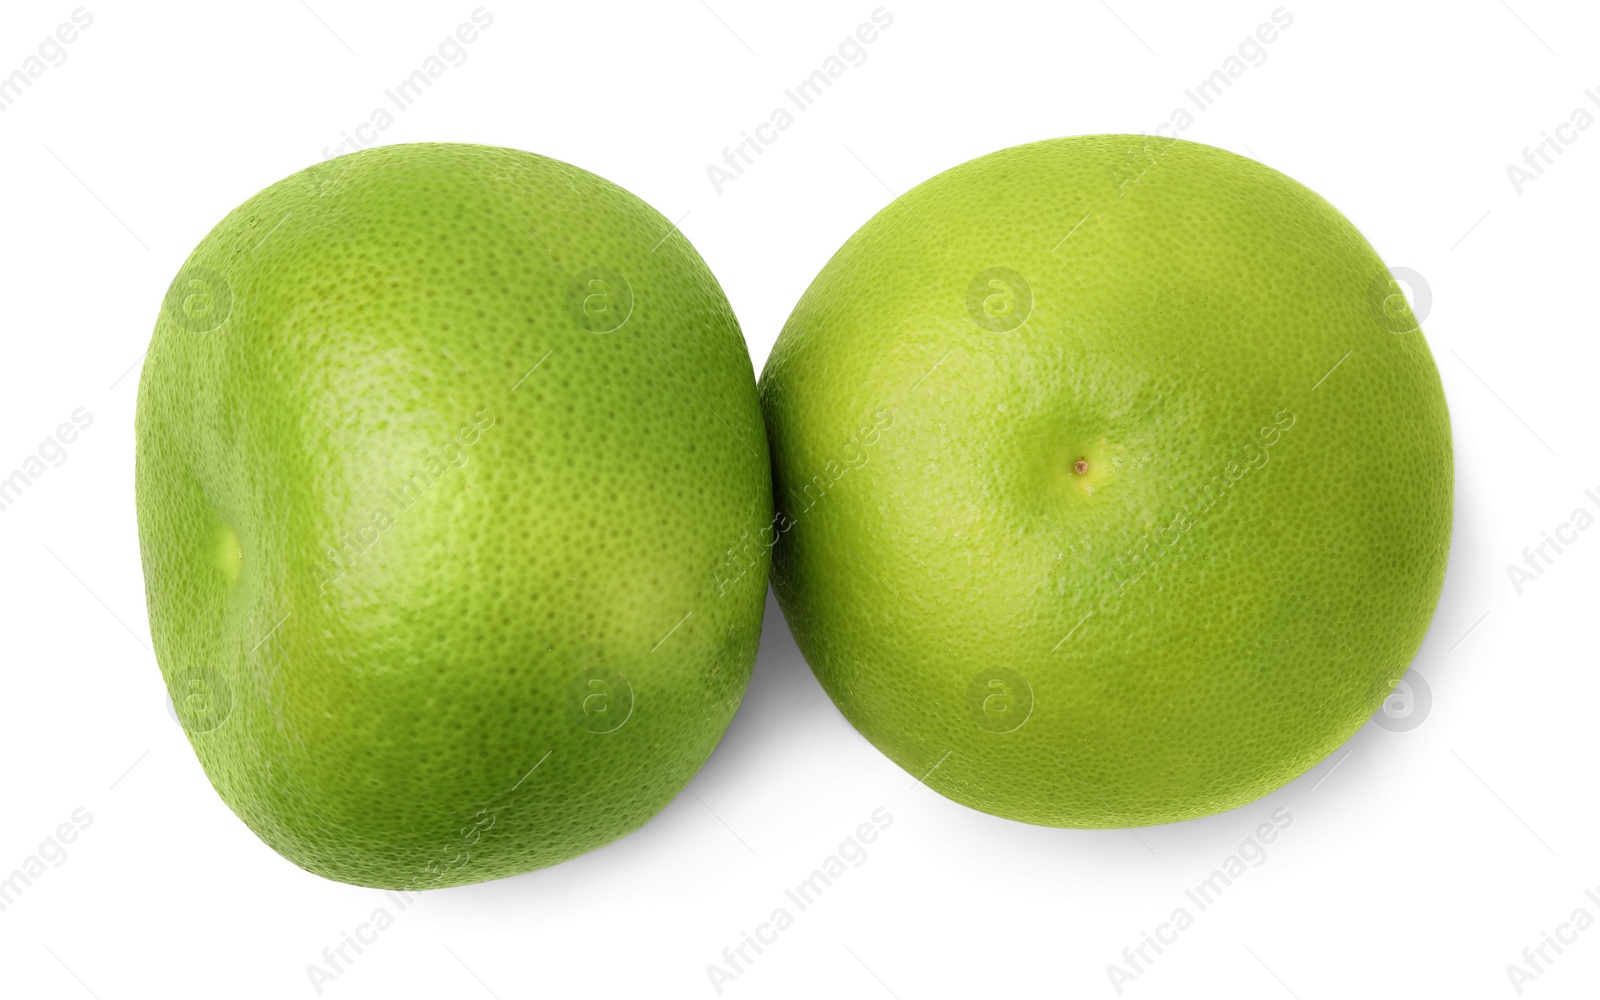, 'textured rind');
760,135,1452,828
136,143,771,887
